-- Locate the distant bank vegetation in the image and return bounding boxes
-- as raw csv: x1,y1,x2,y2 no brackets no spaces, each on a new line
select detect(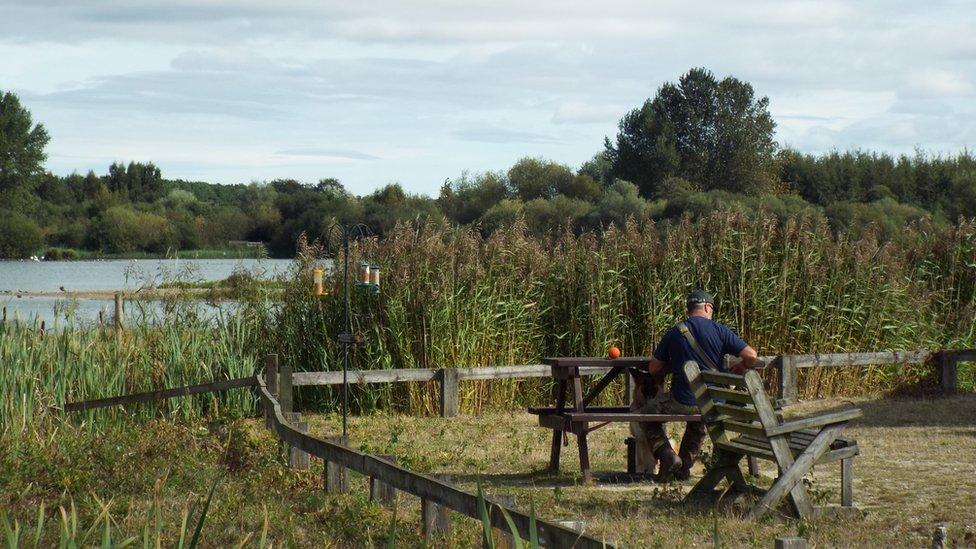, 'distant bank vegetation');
1,68,975,260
